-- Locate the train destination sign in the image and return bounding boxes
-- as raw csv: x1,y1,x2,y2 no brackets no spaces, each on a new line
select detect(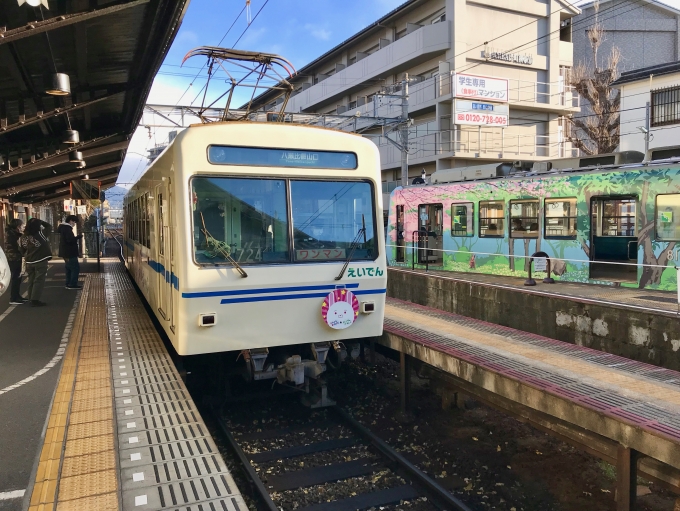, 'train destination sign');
454,73,509,102
454,99,509,126
208,145,358,169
